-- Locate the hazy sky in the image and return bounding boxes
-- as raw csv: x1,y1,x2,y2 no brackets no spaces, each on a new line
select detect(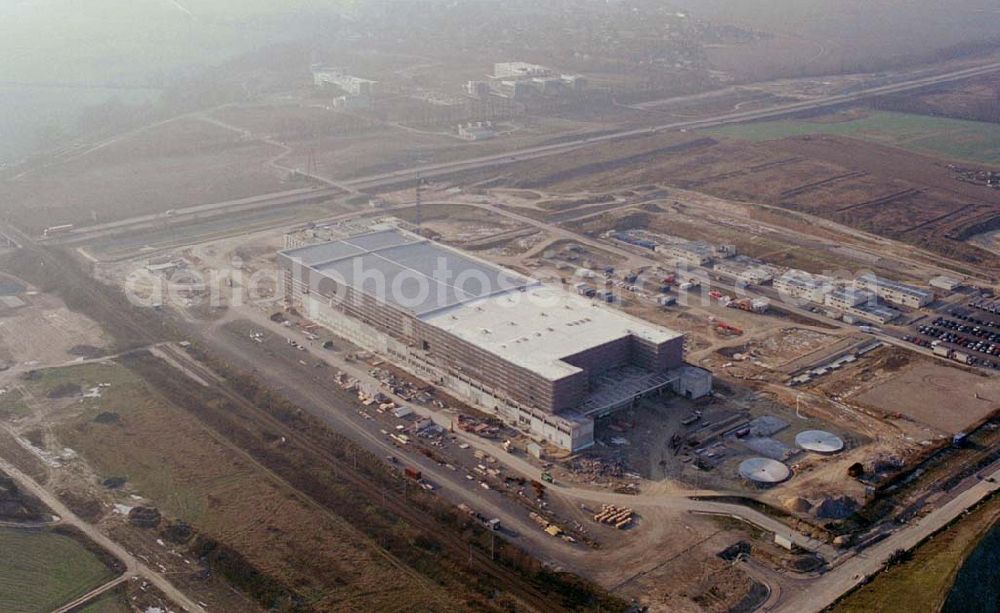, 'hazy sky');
2,0,998,163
